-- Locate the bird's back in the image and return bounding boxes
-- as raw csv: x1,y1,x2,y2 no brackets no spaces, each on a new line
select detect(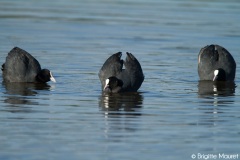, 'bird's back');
3,47,41,82
122,52,144,91
198,45,236,81
98,52,123,89
99,52,144,92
